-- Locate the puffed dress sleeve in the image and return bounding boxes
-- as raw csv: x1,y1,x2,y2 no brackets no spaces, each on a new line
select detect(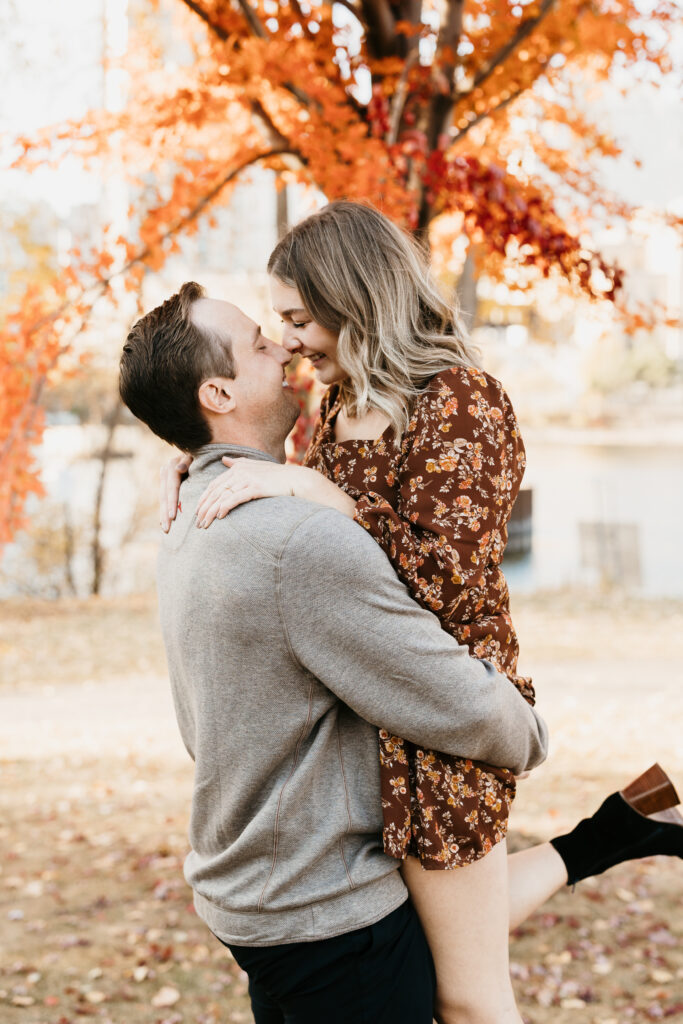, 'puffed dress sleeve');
352,367,525,621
